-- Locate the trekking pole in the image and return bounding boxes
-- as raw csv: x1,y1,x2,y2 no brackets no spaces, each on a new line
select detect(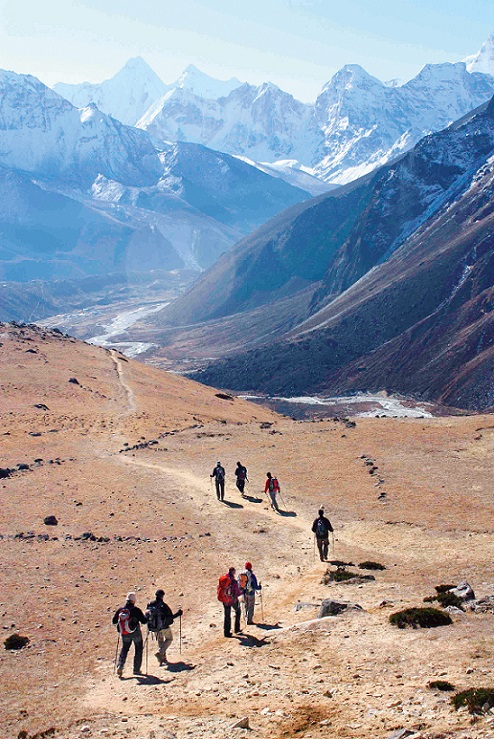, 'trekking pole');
331,530,335,557
313,534,316,561
114,633,120,674
179,613,182,655
259,582,264,621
